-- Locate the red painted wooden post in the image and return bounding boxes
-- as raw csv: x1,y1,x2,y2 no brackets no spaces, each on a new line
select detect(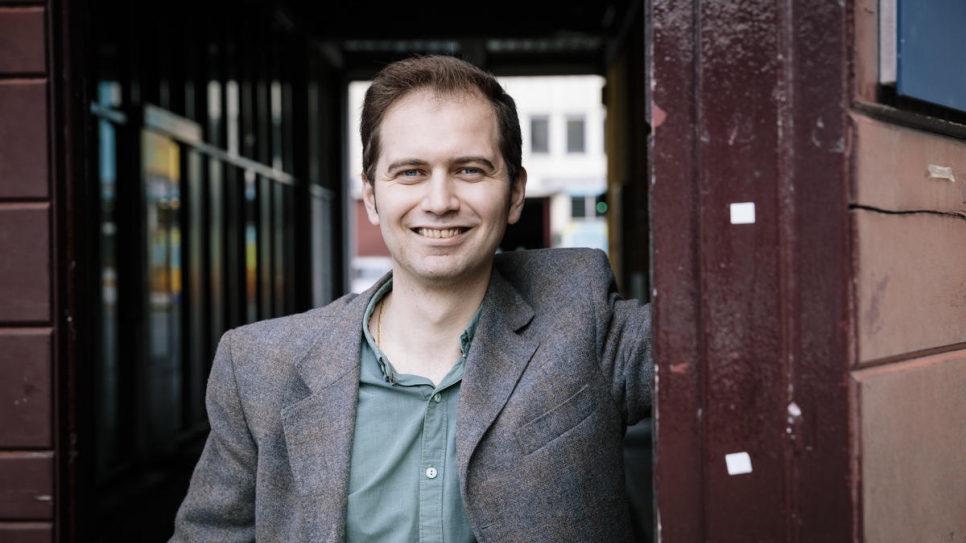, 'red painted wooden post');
650,0,705,539
651,0,854,540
